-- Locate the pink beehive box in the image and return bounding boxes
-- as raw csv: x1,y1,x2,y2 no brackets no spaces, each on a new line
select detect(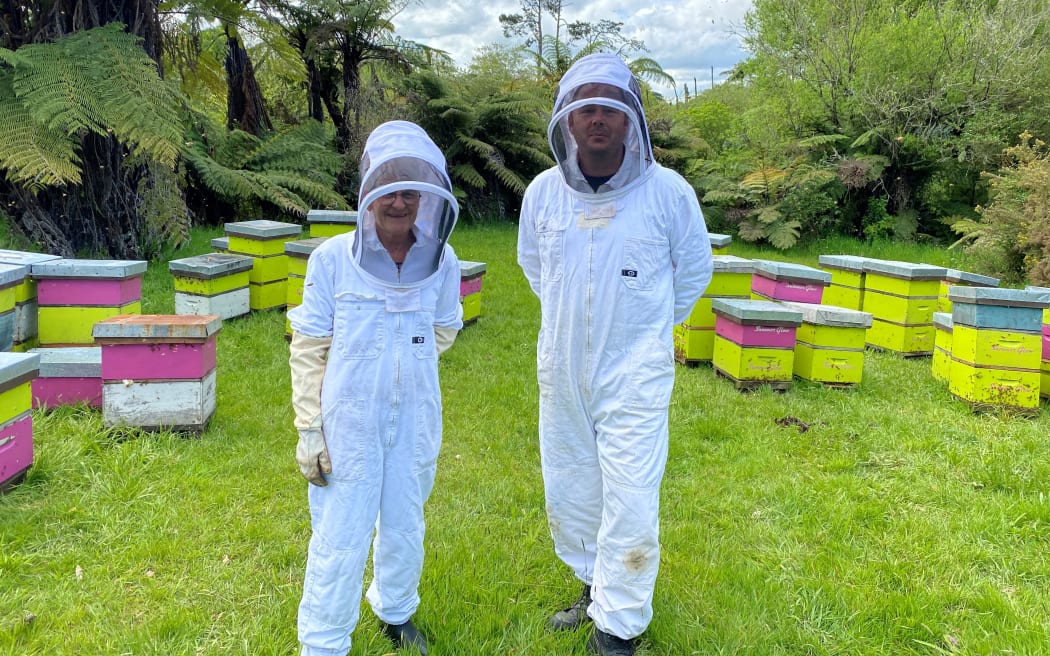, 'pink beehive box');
29,346,102,408
92,314,222,432
0,352,40,491
751,260,831,304
714,317,797,348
